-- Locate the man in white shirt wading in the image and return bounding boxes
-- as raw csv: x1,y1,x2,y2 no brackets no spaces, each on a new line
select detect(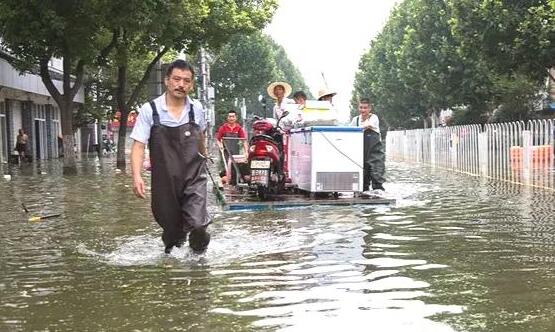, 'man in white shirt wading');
350,98,386,193
130,59,210,254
